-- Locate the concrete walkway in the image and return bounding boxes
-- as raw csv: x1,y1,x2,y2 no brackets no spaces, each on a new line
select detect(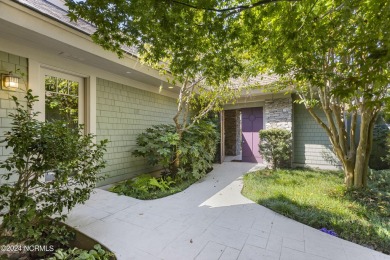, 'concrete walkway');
65,163,390,260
